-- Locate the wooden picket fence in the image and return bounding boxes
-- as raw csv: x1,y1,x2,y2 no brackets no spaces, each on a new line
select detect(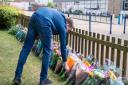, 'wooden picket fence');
20,14,128,77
